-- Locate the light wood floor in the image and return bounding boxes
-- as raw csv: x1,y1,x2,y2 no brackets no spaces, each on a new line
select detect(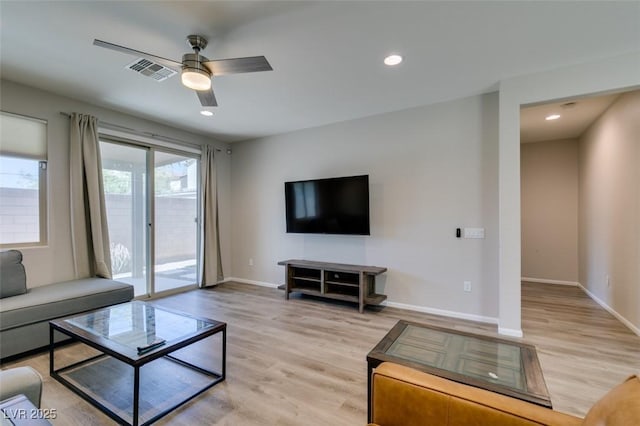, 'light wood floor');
3,281,639,425
521,281,640,416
